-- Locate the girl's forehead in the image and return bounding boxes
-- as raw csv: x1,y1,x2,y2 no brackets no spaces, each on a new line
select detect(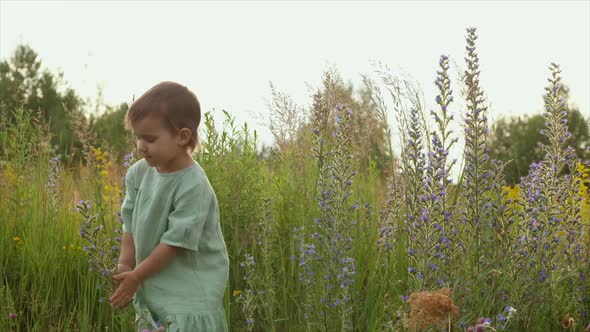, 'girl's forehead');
133,115,167,133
